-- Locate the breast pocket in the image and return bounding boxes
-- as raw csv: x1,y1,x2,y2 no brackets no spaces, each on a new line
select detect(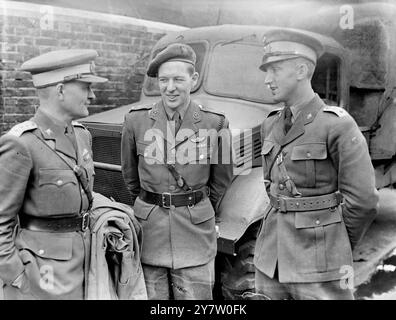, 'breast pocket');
290,143,327,188
37,169,80,215
136,141,163,185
